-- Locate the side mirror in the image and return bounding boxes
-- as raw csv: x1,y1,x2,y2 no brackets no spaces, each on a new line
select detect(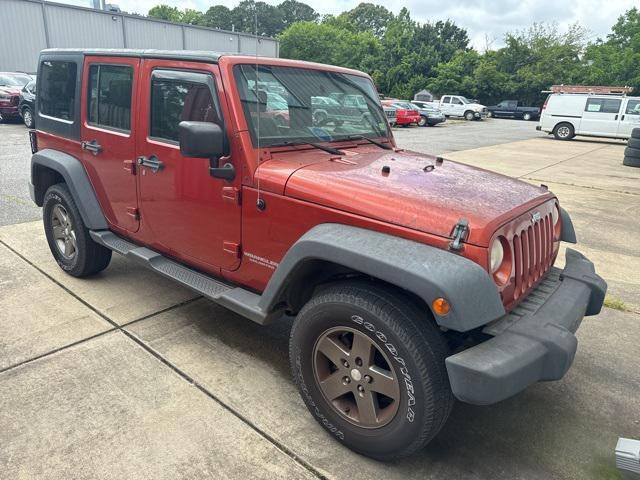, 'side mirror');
178,121,234,181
